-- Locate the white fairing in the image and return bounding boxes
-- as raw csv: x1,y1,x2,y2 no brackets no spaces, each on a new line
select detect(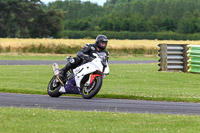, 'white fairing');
73,55,109,87
104,62,109,75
